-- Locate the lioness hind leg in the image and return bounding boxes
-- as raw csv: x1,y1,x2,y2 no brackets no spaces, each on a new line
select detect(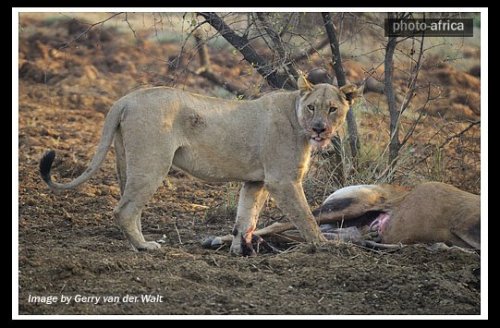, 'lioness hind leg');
230,181,268,256
114,129,127,196
114,153,173,251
